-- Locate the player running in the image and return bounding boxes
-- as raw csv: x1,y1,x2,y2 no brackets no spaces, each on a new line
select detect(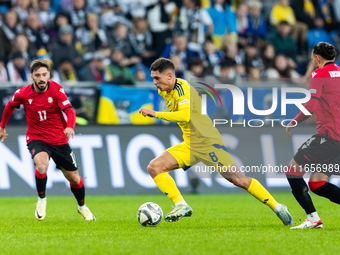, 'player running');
0,60,95,221
139,58,293,225
285,42,340,229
